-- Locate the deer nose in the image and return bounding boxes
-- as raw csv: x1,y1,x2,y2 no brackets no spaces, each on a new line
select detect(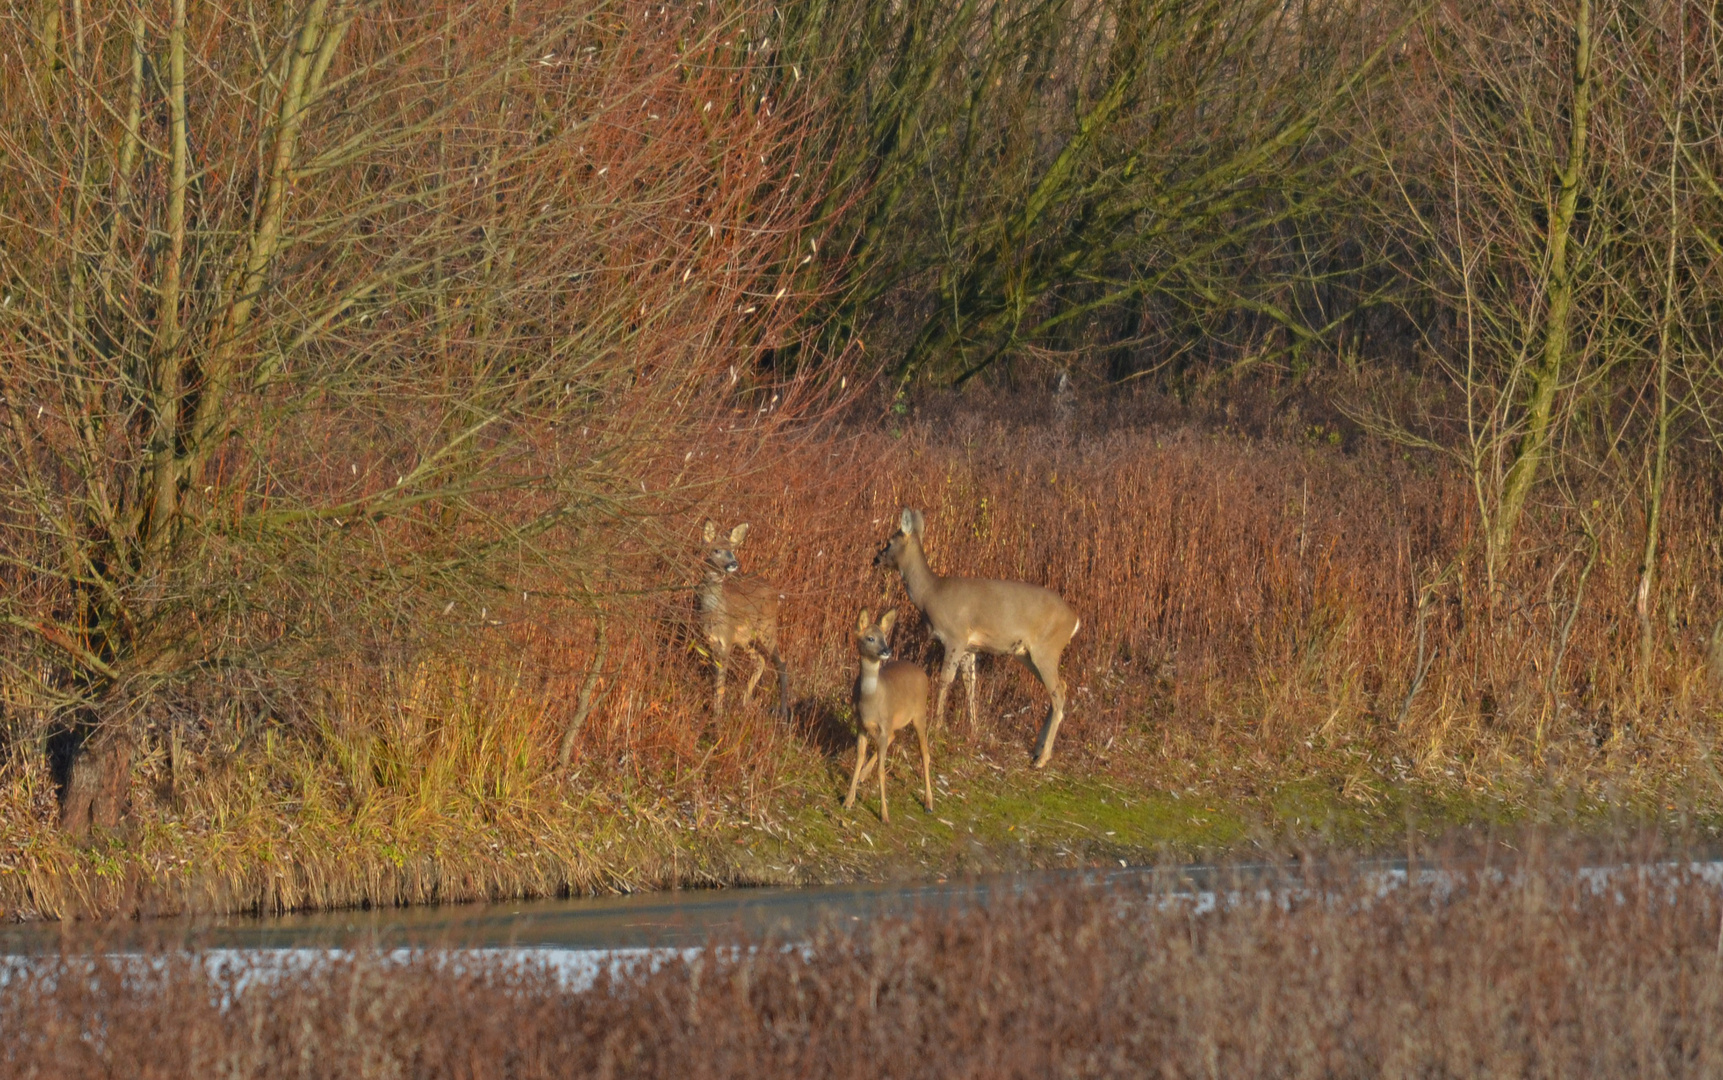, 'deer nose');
878,647,892,660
